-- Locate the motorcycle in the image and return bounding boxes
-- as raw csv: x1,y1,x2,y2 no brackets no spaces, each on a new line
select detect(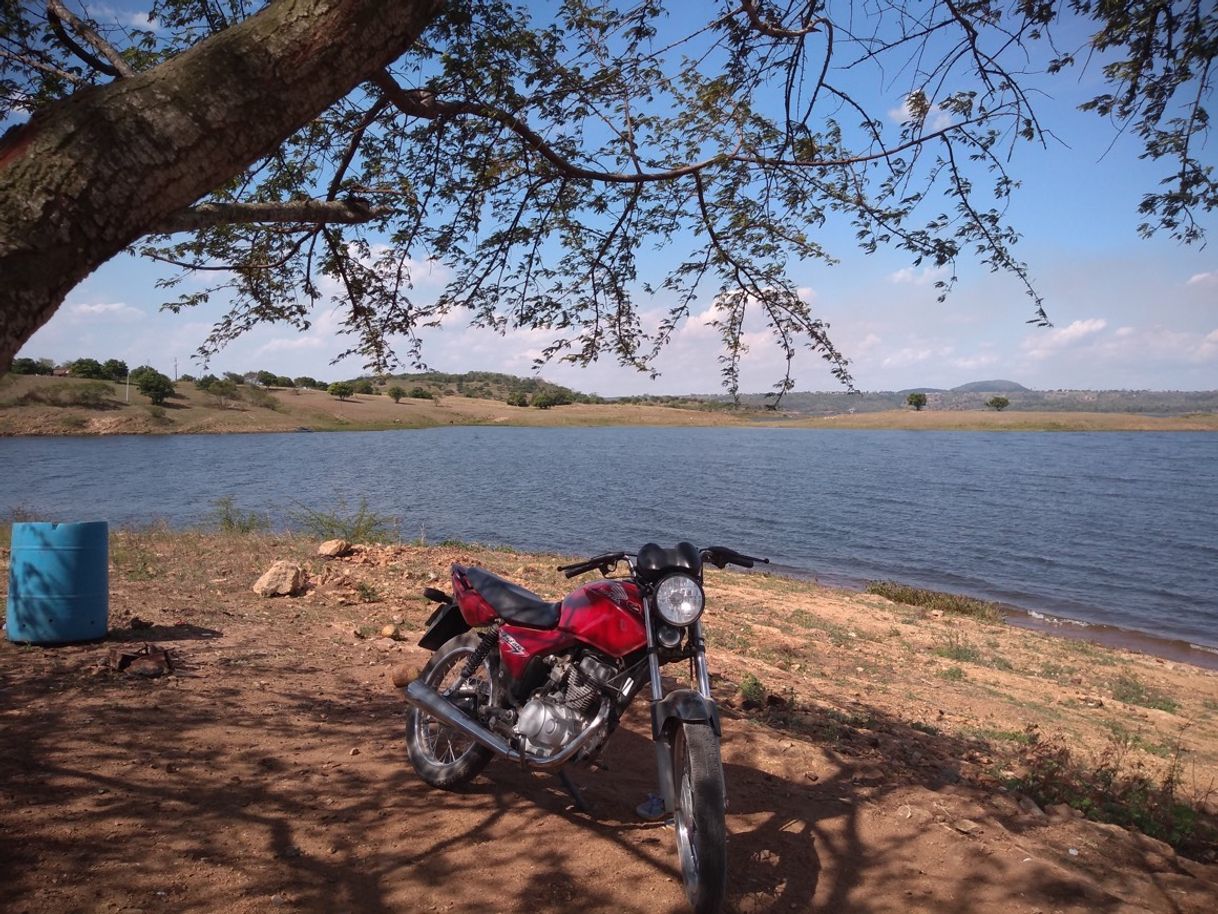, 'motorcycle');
400,541,768,914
